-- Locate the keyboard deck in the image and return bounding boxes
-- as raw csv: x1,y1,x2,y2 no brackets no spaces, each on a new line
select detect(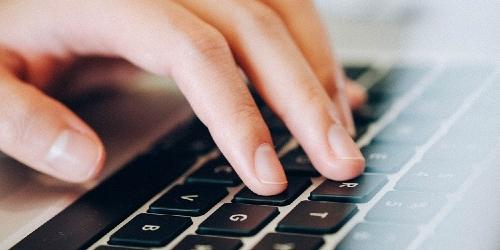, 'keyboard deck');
14,63,500,250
